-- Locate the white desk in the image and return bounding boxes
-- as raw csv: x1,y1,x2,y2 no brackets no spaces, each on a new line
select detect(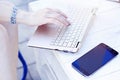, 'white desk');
29,0,120,80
